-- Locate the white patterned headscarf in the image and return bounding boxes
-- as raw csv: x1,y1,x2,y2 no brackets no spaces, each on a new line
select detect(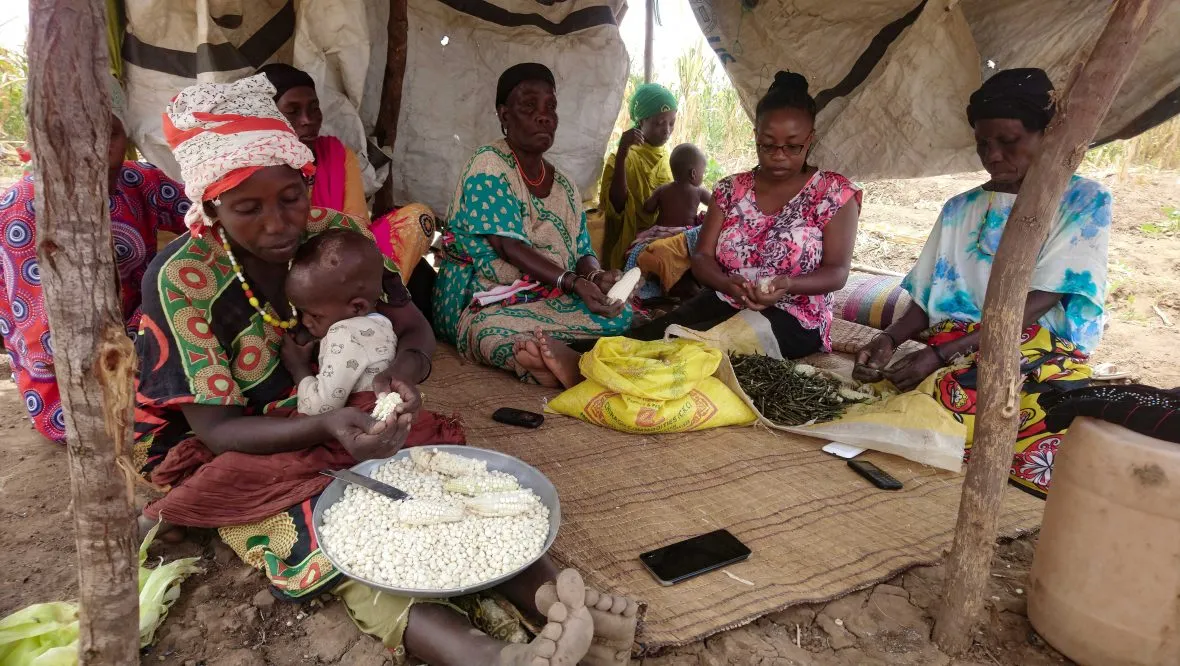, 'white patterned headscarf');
163,74,315,235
